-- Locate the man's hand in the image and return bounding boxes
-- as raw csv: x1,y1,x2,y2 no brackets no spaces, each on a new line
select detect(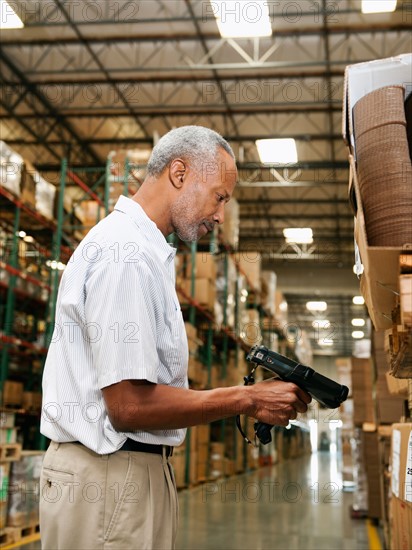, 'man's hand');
246,379,312,427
